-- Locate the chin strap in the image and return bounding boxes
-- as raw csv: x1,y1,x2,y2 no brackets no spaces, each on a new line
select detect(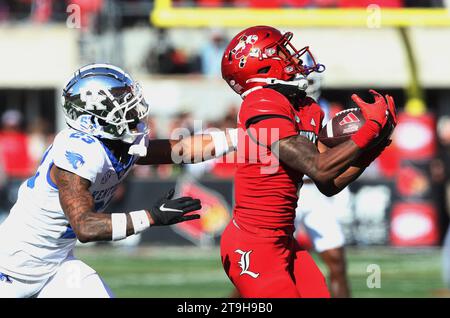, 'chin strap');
242,76,309,98
128,135,147,157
